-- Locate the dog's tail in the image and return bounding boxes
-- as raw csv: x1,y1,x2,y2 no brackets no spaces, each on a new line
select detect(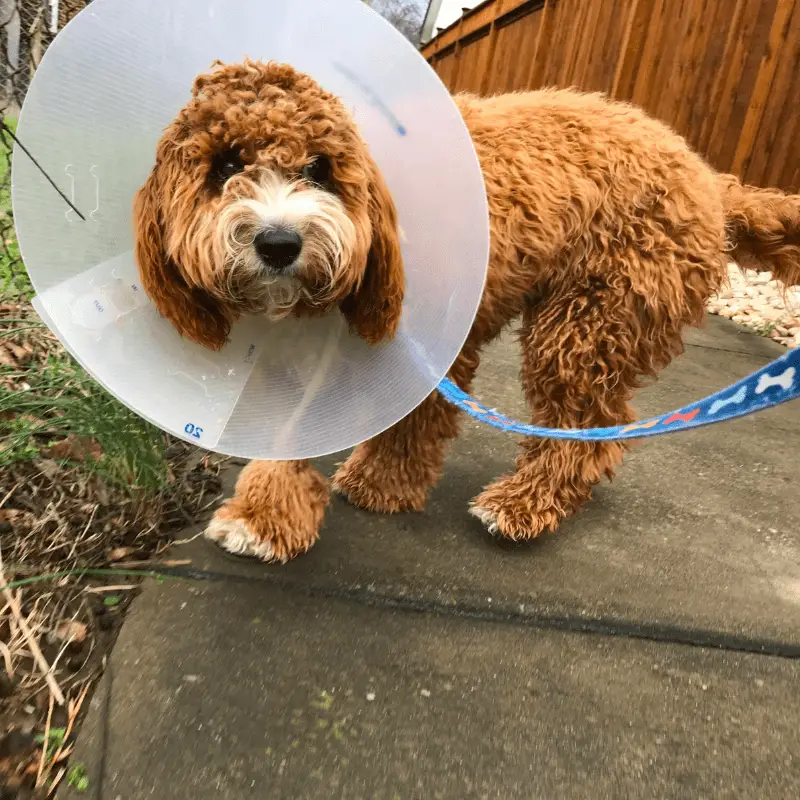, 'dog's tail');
719,173,800,287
